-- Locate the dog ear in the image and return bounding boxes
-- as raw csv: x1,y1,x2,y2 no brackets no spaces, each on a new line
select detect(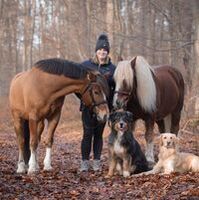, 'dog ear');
157,134,163,146
108,112,115,127
126,111,133,121
108,115,112,127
